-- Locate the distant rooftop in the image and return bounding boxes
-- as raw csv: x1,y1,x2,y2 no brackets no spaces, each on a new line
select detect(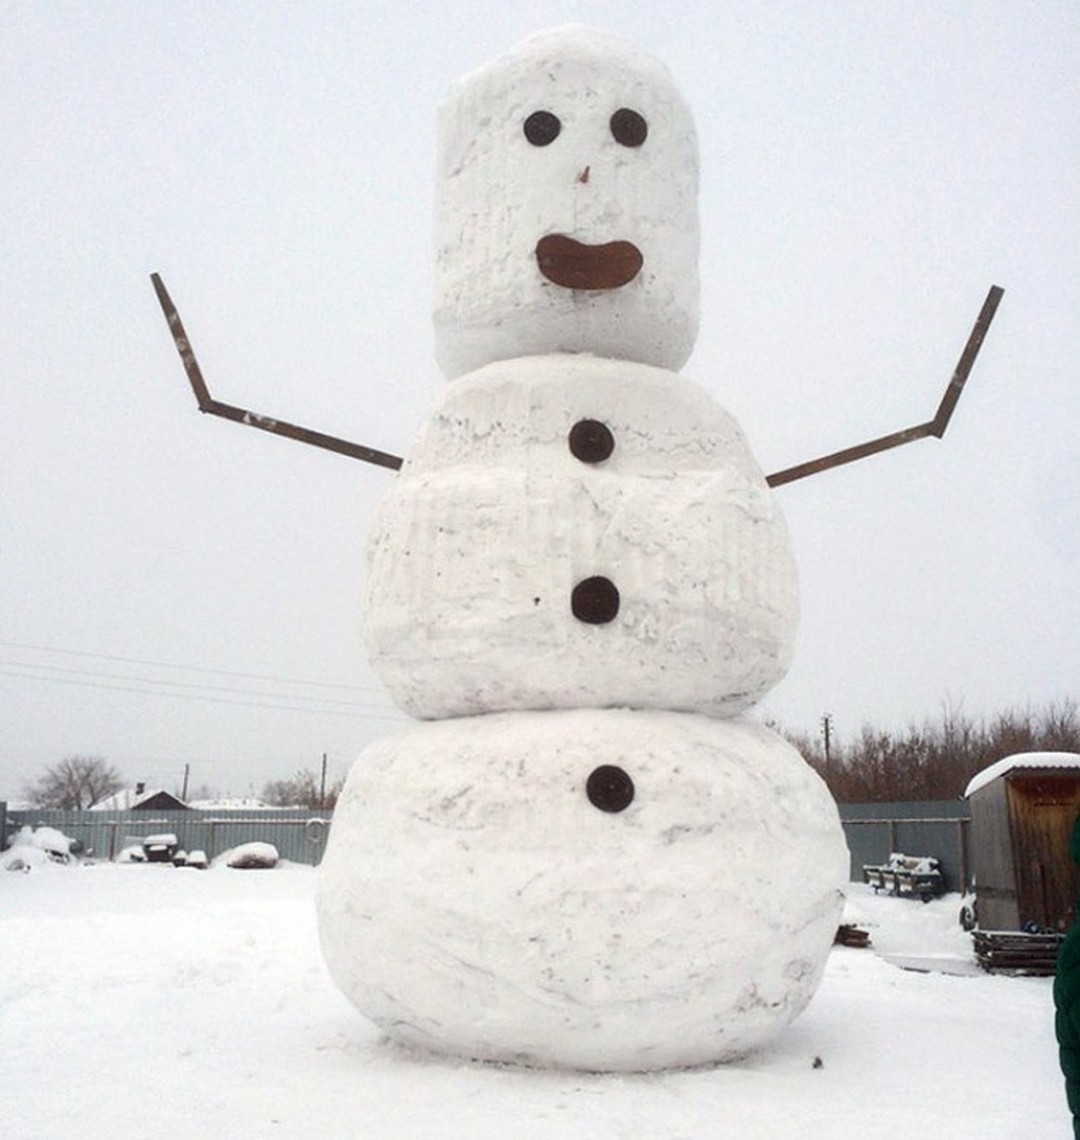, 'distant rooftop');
91,786,188,811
